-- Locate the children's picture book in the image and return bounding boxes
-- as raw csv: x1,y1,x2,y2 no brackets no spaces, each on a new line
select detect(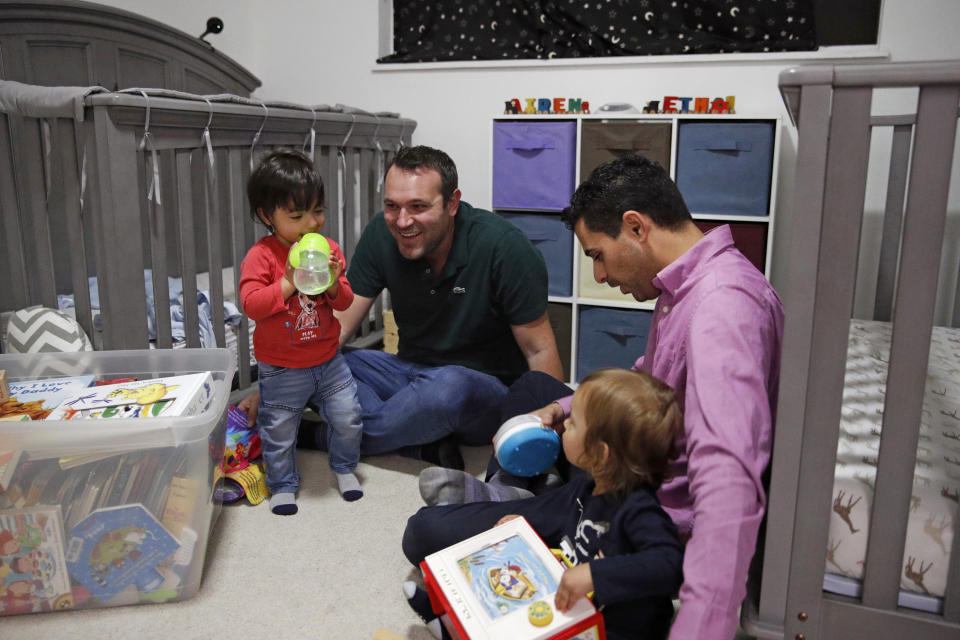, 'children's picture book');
421,517,605,640
0,375,95,420
65,503,180,602
47,372,215,420
0,505,74,615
